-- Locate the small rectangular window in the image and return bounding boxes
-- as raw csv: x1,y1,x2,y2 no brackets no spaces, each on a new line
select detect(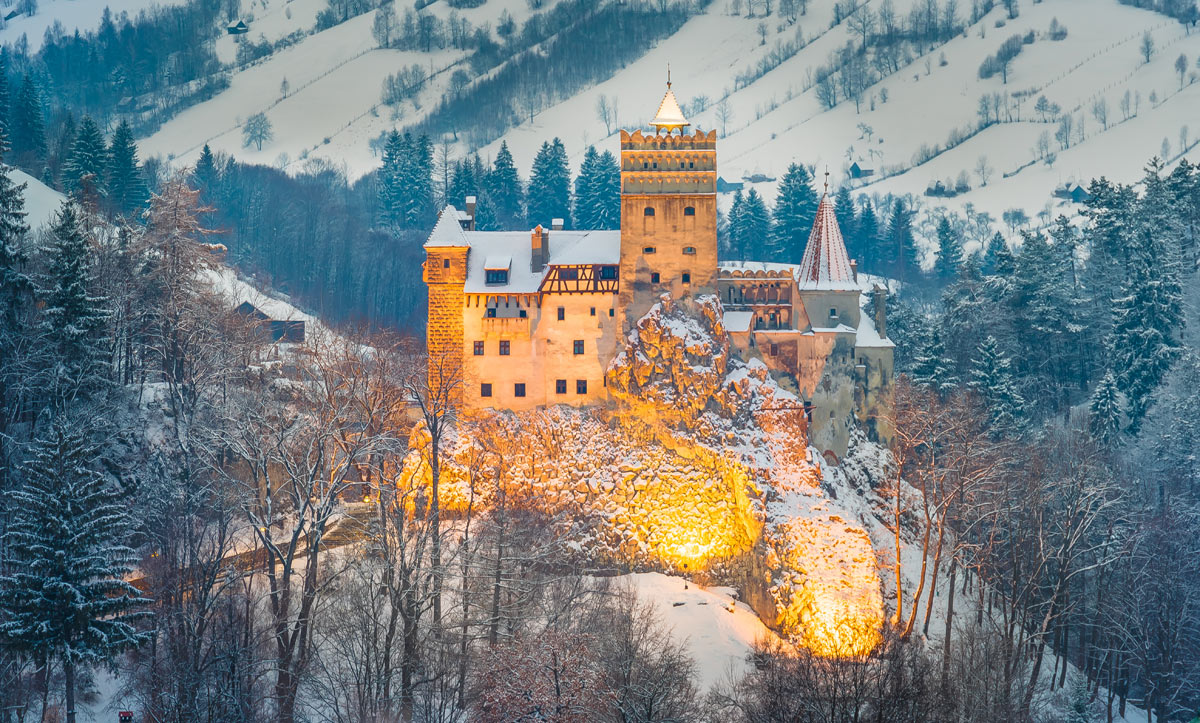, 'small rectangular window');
559,268,579,281
480,383,492,398
643,247,656,254
557,307,565,321
573,340,584,355
519,309,527,318
442,258,450,268
514,383,526,398
473,341,484,356
770,343,778,356
651,272,660,283
576,379,588,395
499,340,510,356
555,379,567,394
829,308,837,318
683,246,697,255
608,308,615,317
682,273,691,284
590,307,596,316
486,308,497,318
600,265,618,280
485,269,509,284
